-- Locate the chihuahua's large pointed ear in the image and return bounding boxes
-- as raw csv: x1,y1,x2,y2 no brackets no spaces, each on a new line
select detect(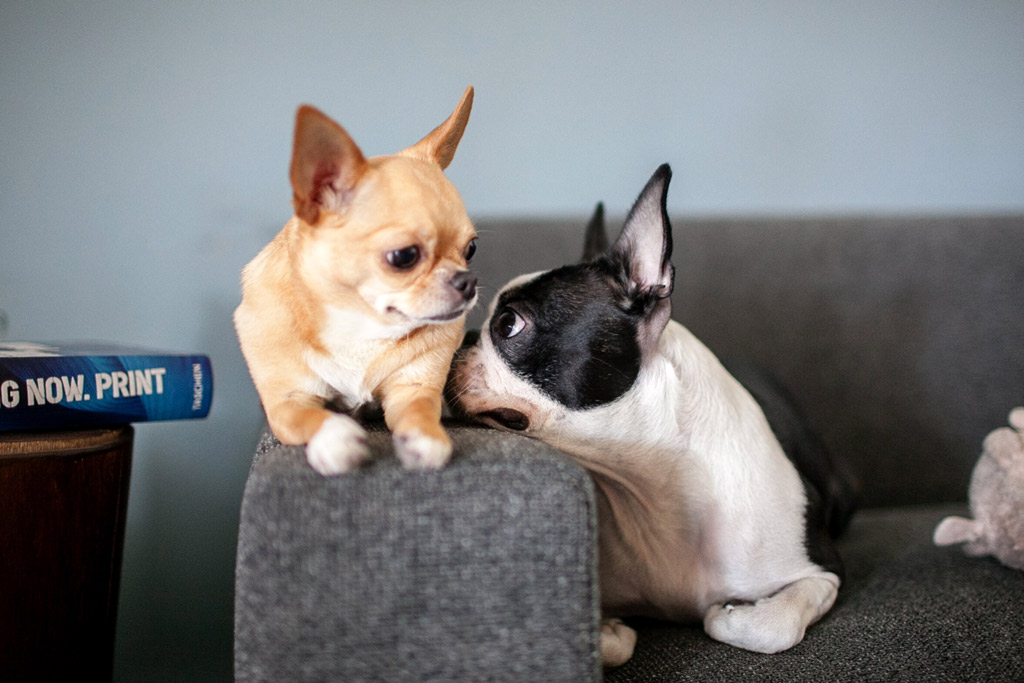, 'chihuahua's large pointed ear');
581,202,608,262
290,105,368,225
607,164,674,305
401,85,474,169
